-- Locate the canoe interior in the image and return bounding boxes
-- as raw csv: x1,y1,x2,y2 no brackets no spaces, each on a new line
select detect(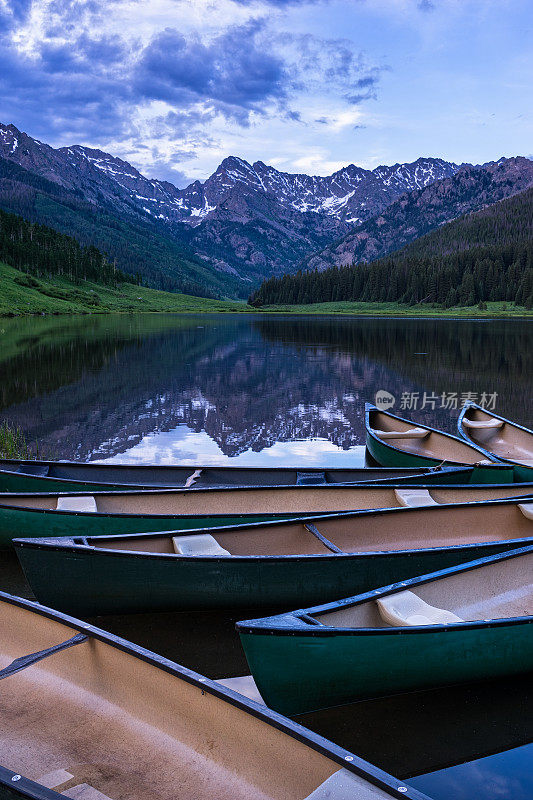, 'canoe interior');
1,483,532,517
85,500,533,556
368,408,487,464
314,549,533,629
461,406,533,466
0,596,381,800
